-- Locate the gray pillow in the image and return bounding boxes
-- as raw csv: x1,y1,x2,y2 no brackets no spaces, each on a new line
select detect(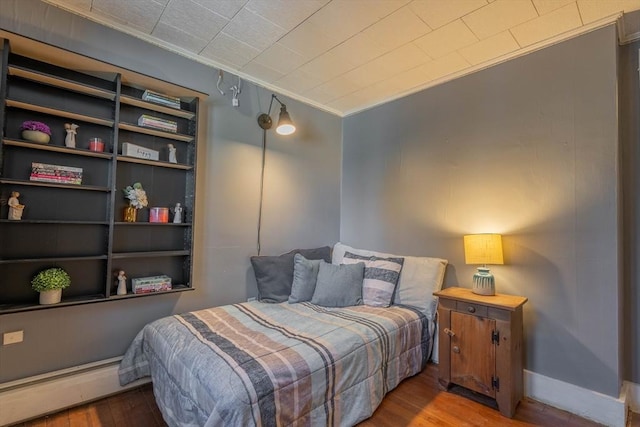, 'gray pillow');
251,246,331,303
311,261,364,307
288,254,321,303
